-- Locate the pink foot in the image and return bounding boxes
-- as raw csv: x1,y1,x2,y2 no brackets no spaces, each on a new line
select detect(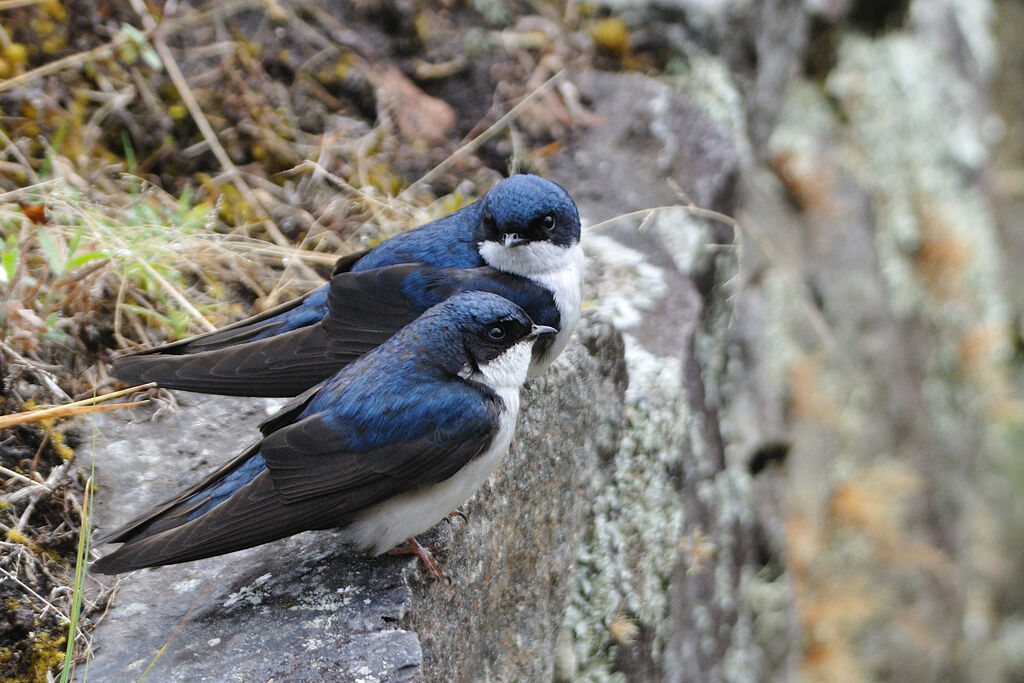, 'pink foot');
387,536,448,582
